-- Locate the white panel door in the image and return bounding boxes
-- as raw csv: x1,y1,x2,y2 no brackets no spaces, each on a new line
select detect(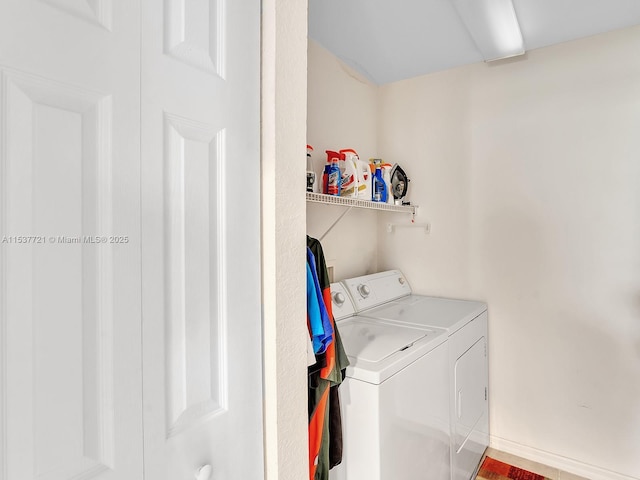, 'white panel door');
140,1,263,479
0,2,142,480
